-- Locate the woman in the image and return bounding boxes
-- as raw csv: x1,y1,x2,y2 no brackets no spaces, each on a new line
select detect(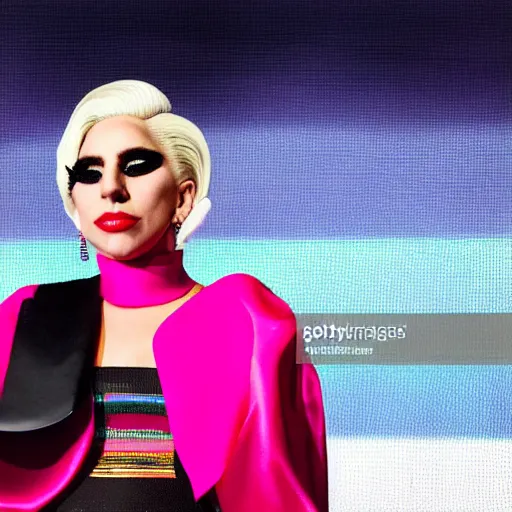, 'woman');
0,80,328,511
